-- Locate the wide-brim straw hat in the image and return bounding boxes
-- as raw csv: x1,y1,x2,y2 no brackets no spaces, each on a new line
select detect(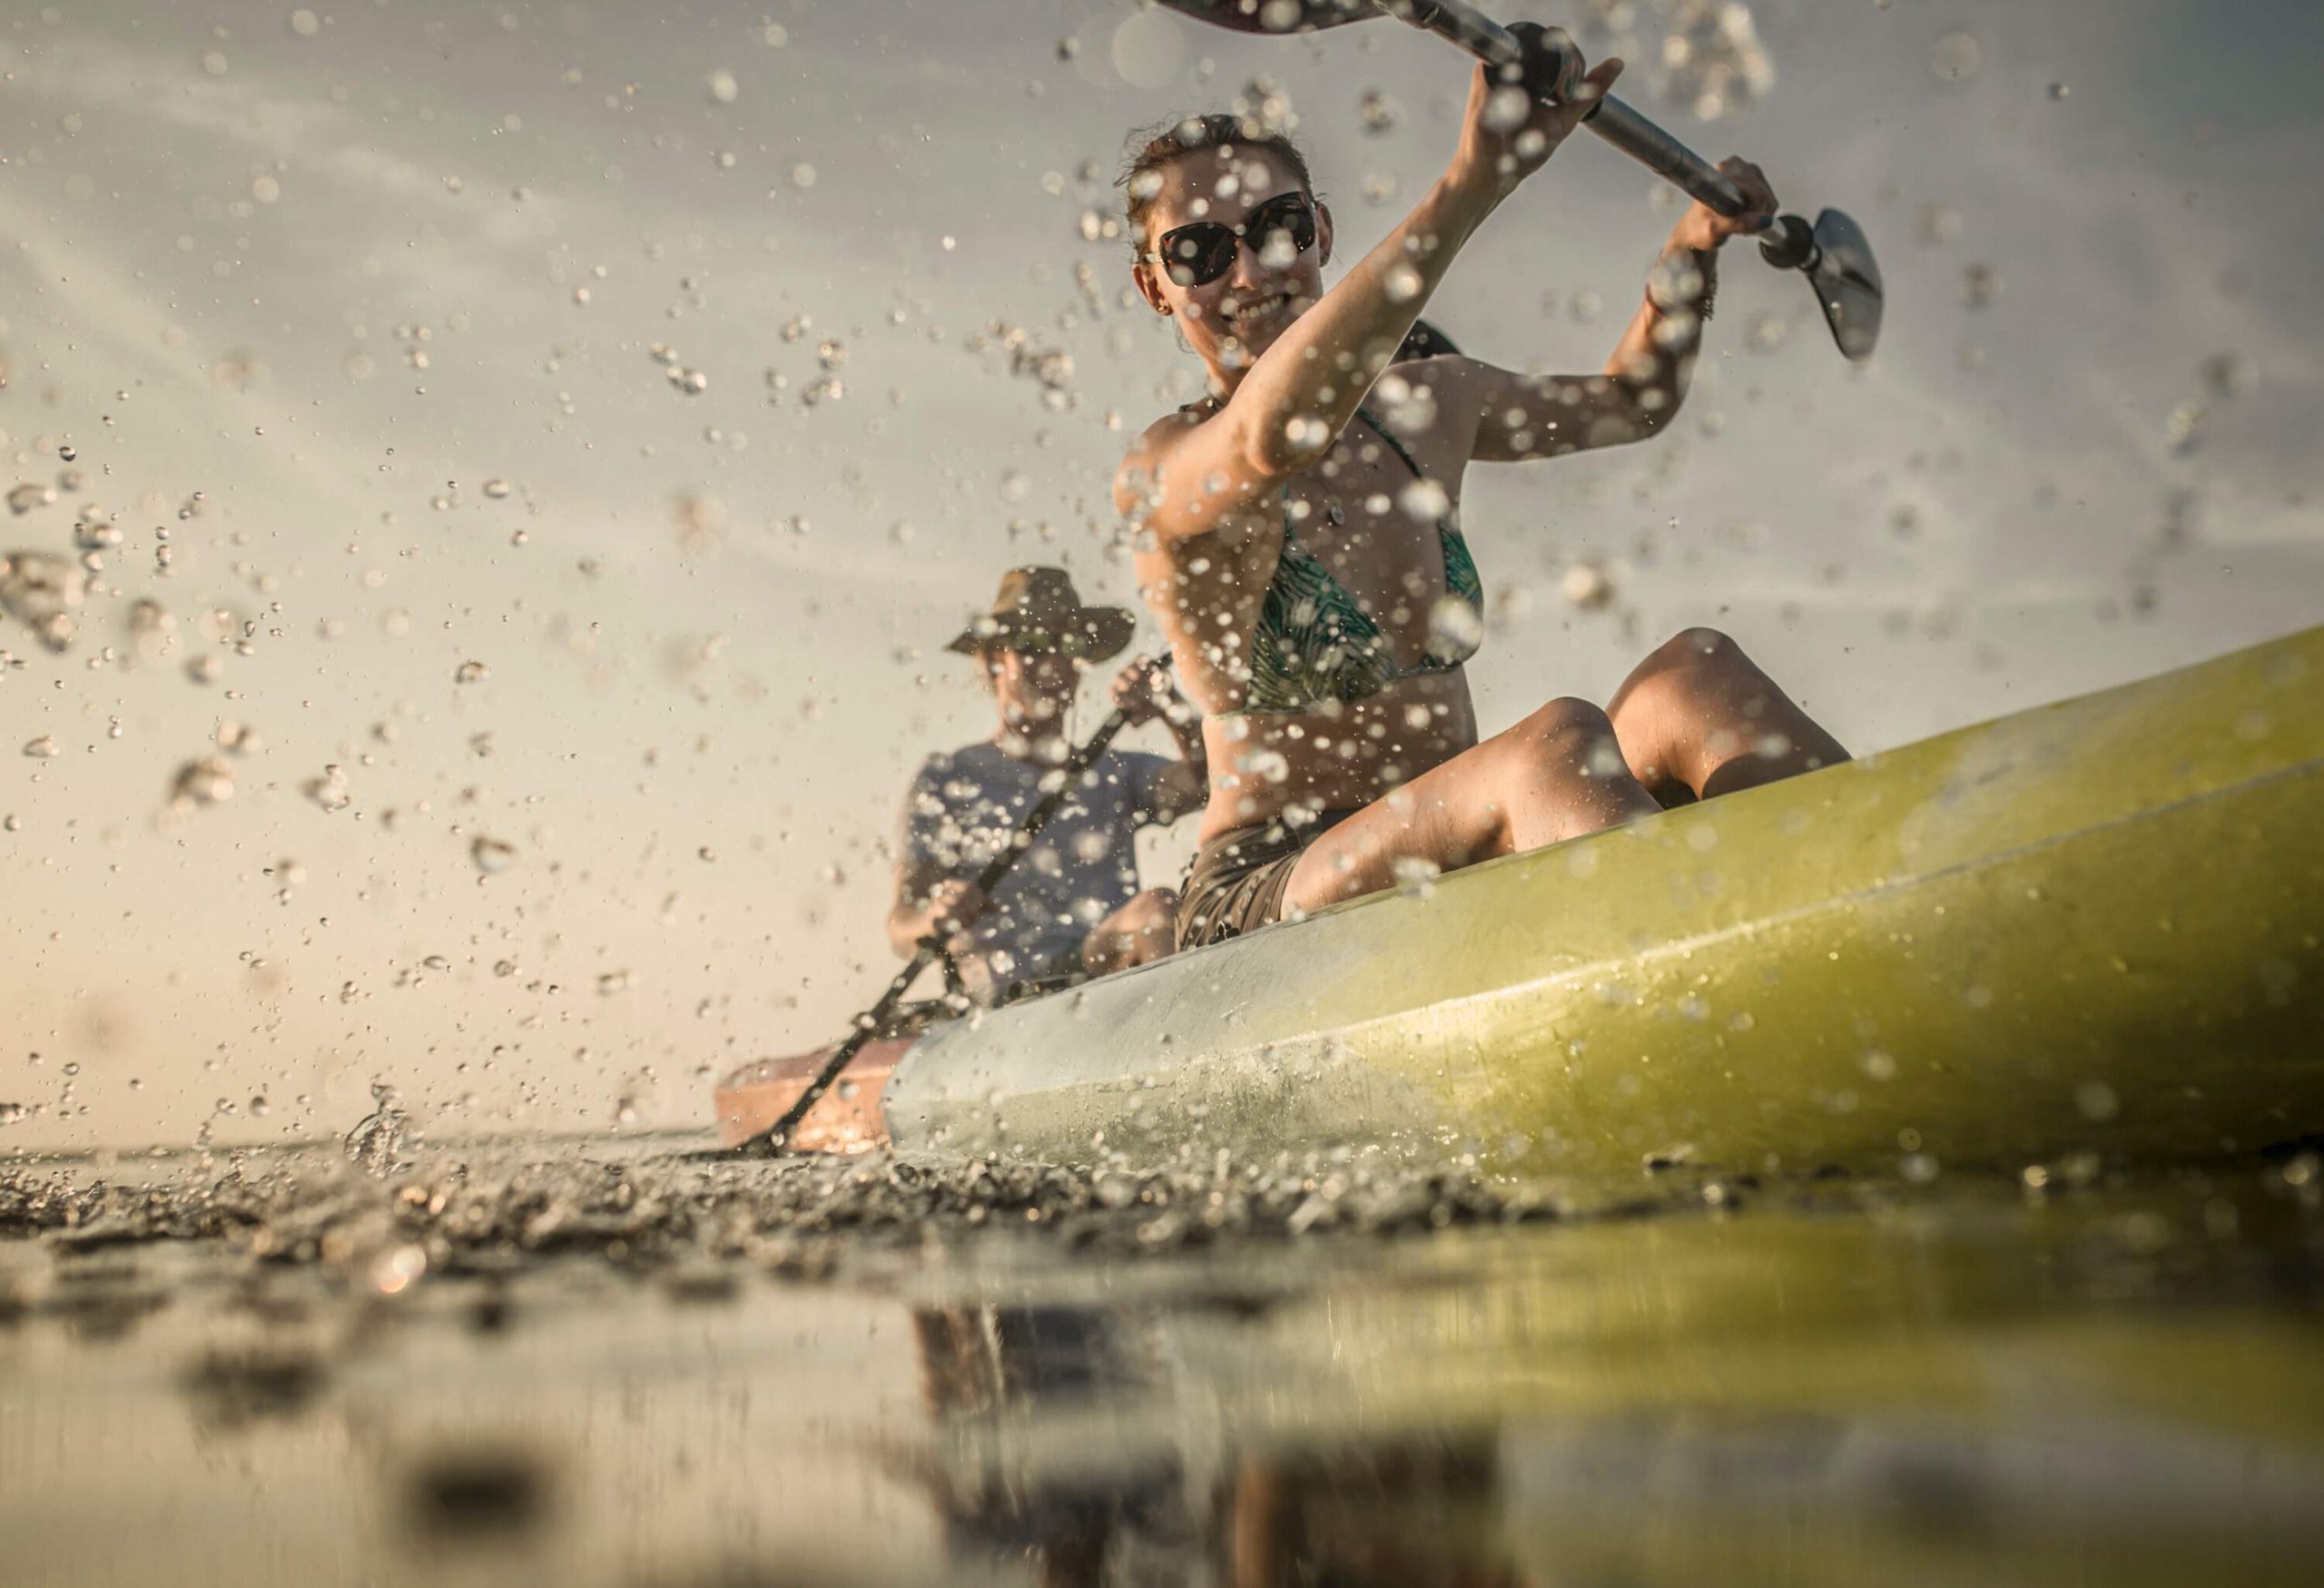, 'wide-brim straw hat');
945,566,1135,661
